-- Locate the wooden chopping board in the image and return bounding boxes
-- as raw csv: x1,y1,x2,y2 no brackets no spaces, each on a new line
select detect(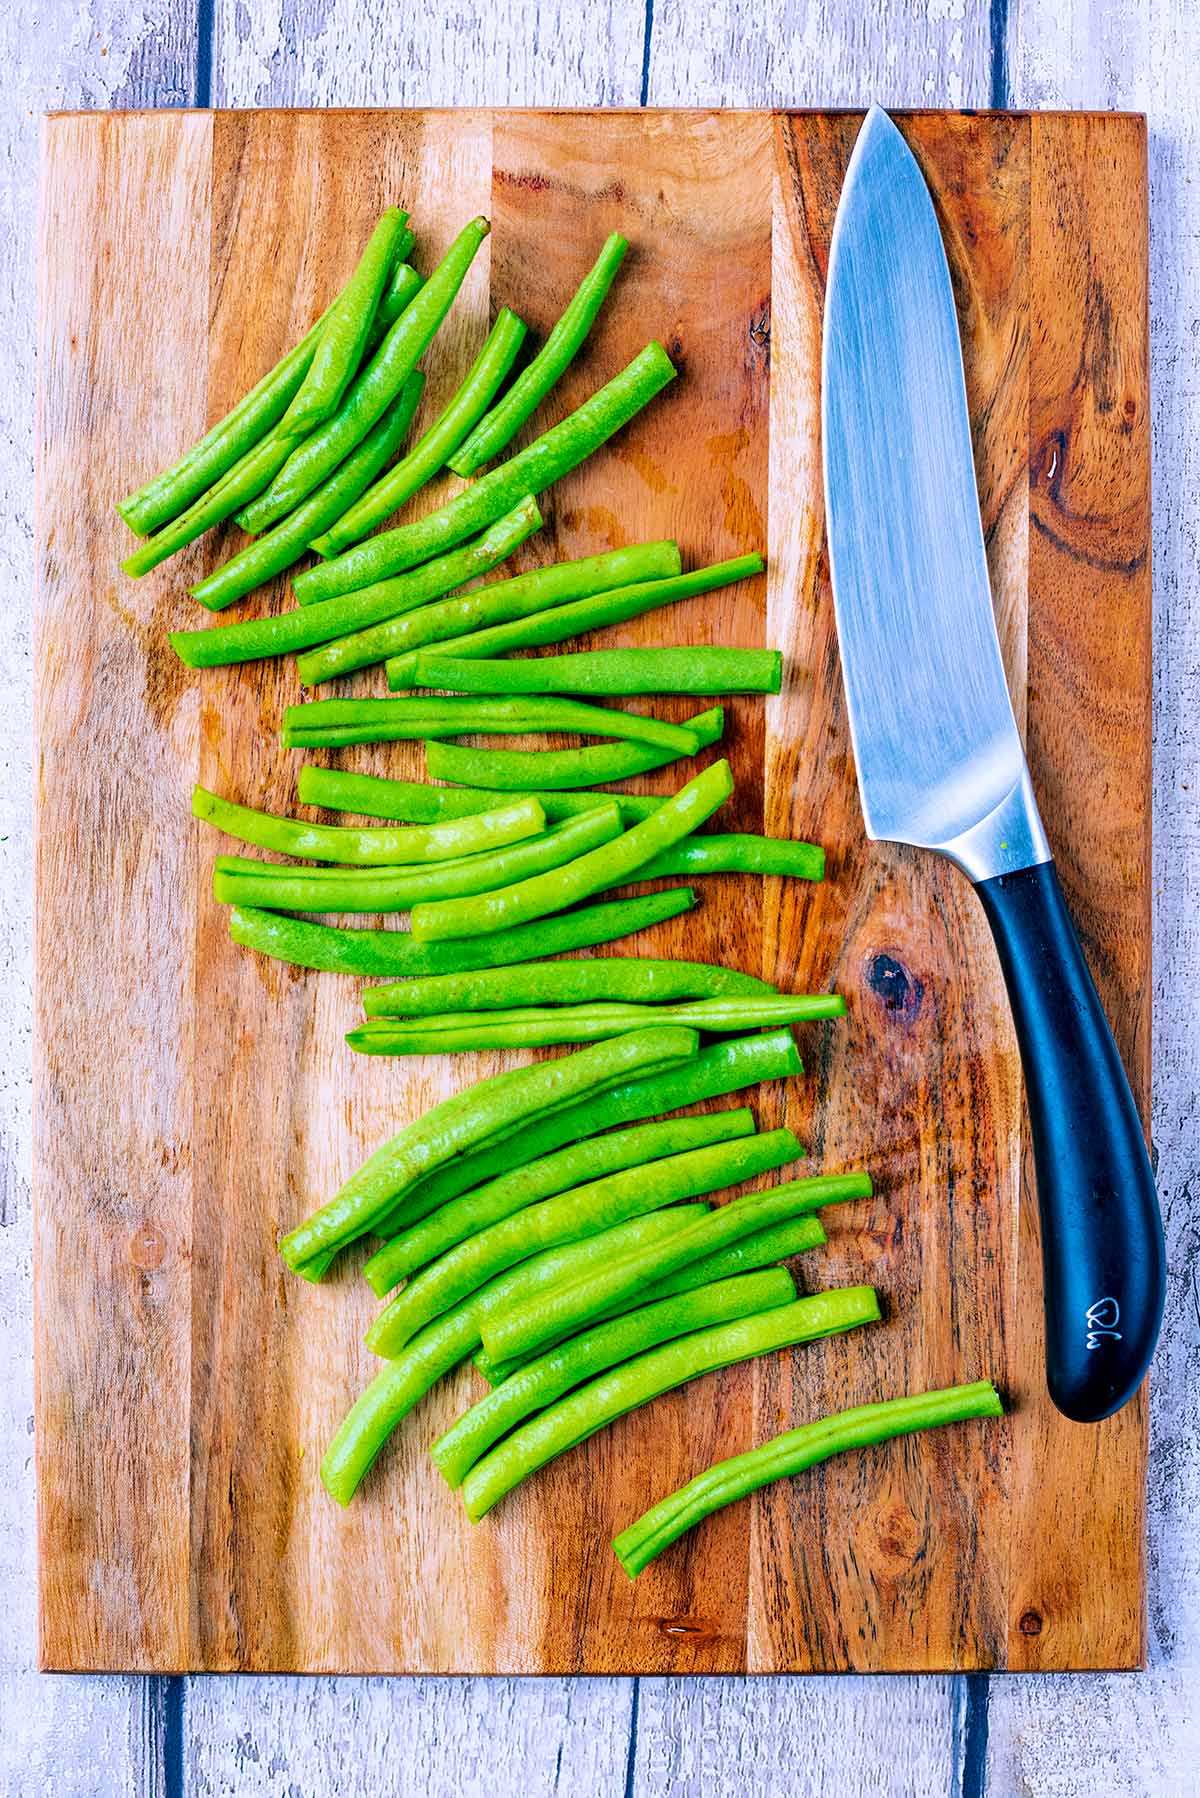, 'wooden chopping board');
34,108,1151,1675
